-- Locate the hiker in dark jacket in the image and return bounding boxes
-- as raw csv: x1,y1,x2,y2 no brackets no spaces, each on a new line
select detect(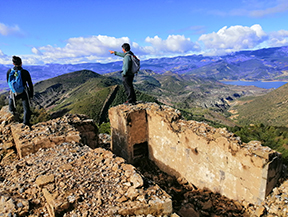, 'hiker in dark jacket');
6,56,33,127
109,43,136,104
